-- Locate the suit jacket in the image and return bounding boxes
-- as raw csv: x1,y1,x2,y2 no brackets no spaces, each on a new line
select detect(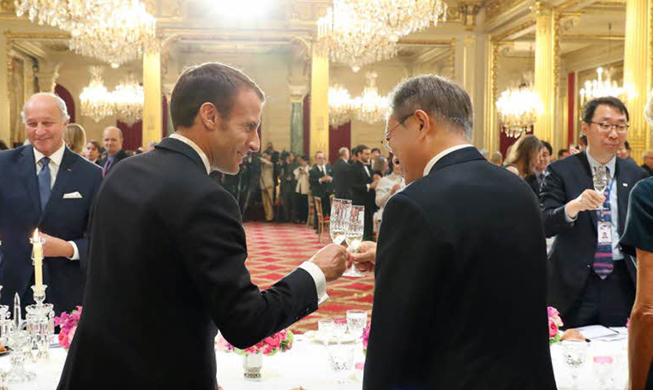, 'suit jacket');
57,138,319,390
364,147,556,390
525,173,540,195
0,145,102,315
349,161,375,208
309,164,332,198
331,158,351,199
541,151,648,314
99,149,129,174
